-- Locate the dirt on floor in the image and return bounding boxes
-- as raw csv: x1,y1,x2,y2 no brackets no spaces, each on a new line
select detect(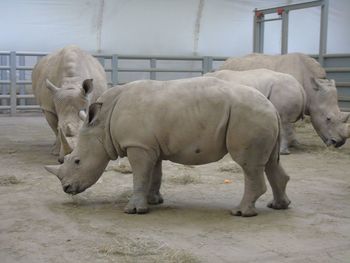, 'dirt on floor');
0,115,349,263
